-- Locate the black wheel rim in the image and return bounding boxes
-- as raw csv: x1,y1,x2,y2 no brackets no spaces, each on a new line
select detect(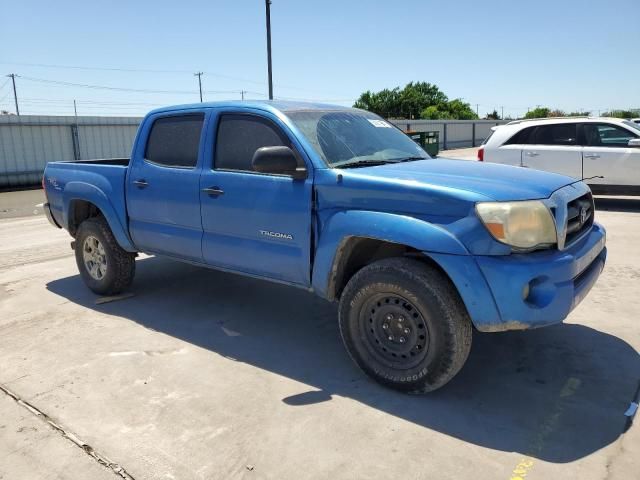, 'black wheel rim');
359,293,430,369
